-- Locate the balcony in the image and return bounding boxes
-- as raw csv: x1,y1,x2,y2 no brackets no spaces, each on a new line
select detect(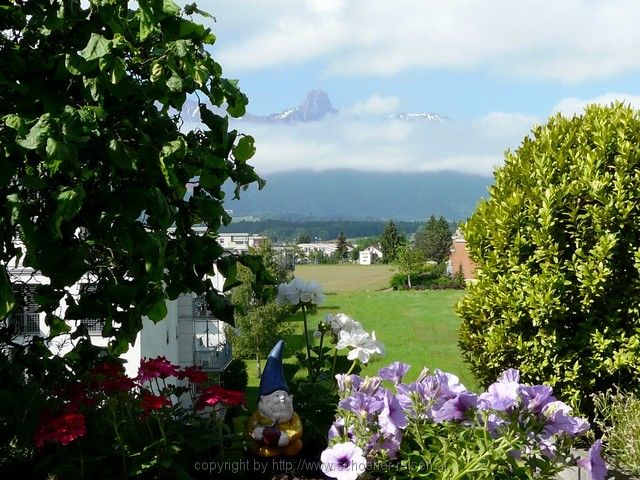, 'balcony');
77,318,105,335
7,312,40,336
192,295,232,372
